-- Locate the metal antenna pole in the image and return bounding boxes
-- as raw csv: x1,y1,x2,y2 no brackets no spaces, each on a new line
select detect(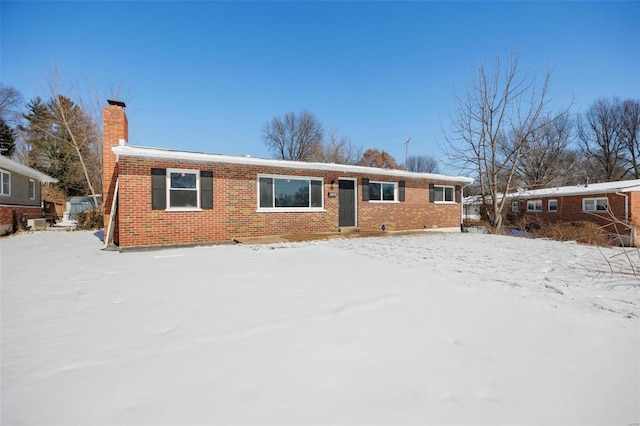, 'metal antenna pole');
404,137,411,164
